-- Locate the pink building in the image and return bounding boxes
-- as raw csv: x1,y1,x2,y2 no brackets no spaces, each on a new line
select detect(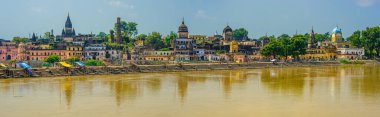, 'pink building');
0,42,18,61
